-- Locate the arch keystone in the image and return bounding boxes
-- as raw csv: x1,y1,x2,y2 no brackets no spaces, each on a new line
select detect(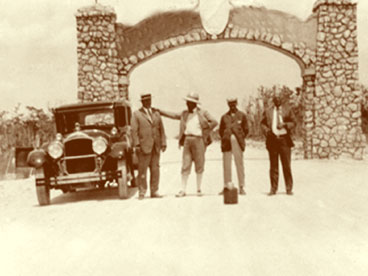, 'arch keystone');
199,0,231,35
